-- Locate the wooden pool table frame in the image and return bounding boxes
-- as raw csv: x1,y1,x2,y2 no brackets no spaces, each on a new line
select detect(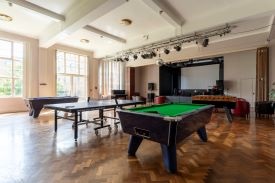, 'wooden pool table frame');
117,104,214,173
25,96,79,118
